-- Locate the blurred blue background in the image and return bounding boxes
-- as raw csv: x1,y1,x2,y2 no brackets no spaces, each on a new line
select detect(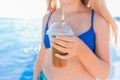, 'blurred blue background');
0,17,120,80
0,18,41,80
